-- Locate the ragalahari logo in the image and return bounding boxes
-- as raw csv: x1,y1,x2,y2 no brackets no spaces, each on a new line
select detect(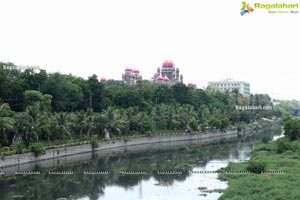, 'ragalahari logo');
241,2,254,15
